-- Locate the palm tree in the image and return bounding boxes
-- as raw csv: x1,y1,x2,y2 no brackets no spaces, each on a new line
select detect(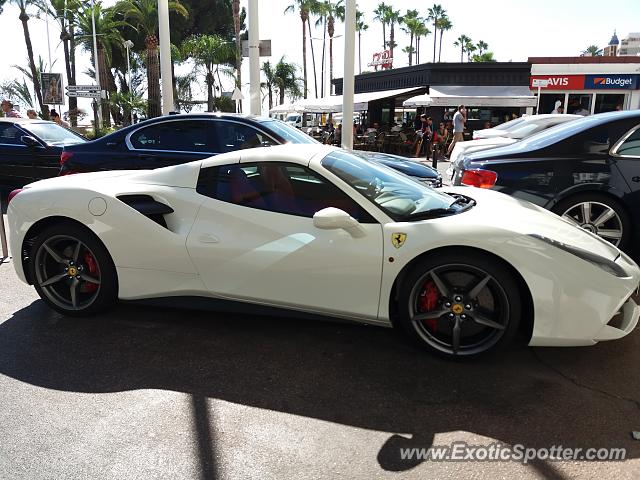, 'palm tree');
402,10,421,66
326,1,343,94
436,16,452,62
261,60,276,110
373,2,391,50
355,9,368,74
76,3,129,125
312,0,329,97
284,0,315,99
472,51,496,62
427,4,445,63
582,45,603,56
116,0,188,118
465,39,476,62
182,35,234,112
415,23,430,64
274,57,302,105
477,40,488,56
386,7,402,64
454,34,471,63
39,0,81,125
11,0,47,117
